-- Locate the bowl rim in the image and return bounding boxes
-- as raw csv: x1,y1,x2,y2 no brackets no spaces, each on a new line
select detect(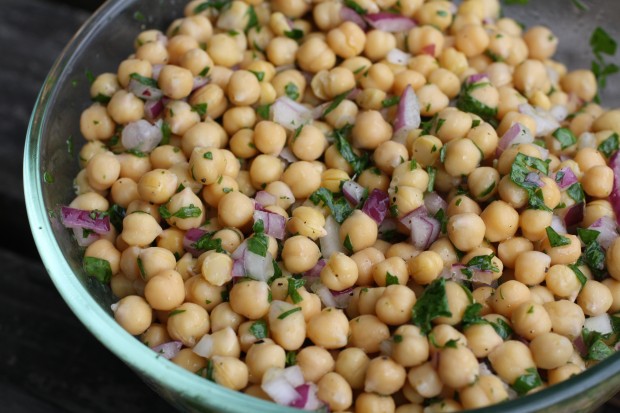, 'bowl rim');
23,0,620,412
